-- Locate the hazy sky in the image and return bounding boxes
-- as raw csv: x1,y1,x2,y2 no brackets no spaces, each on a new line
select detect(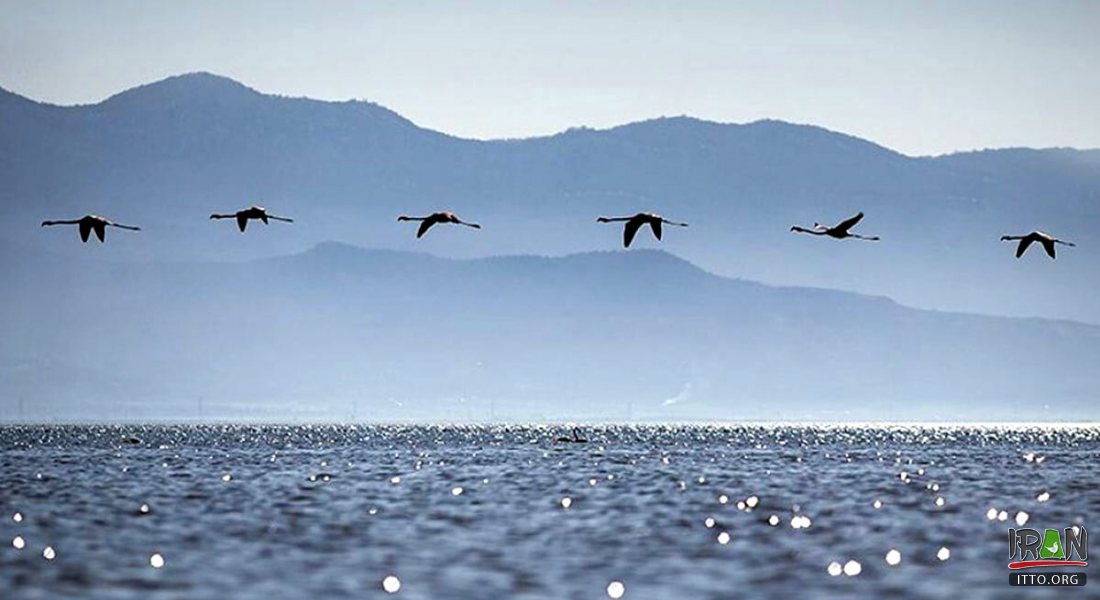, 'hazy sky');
1,1,1097,155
